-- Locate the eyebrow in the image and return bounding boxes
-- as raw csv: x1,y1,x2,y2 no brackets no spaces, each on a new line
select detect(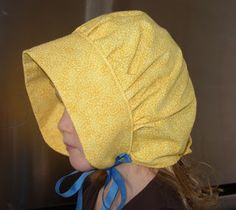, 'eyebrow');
55,89,63,103
49,80,63,103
